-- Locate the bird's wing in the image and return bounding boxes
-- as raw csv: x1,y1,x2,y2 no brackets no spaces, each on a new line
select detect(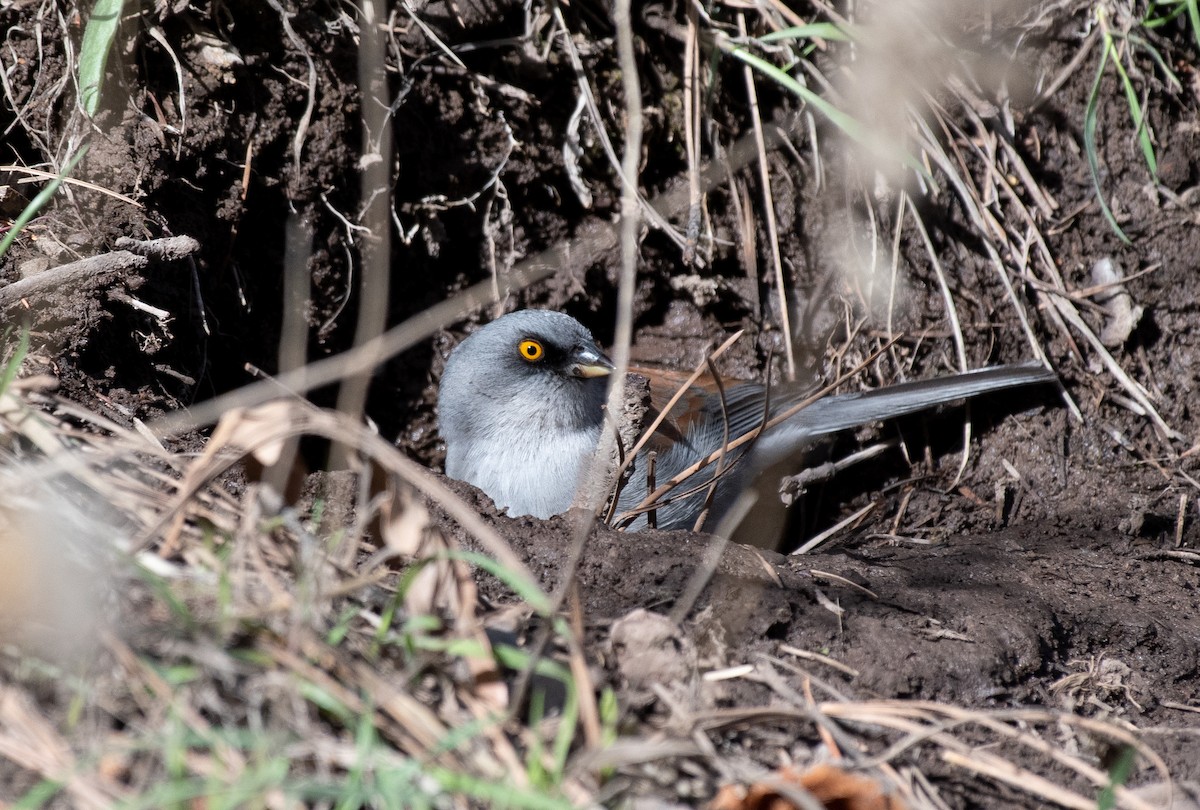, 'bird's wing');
628,366,780,455
616,360,1057,531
